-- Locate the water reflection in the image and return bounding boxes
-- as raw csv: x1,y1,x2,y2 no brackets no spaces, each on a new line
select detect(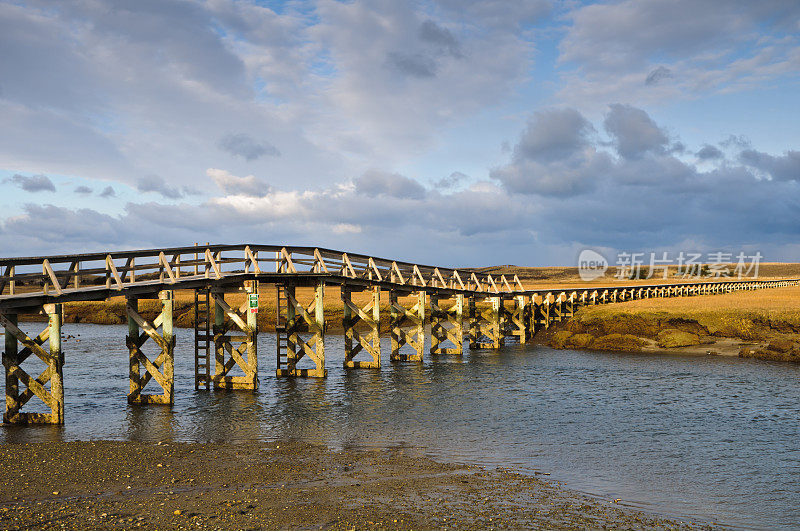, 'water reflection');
124,404,176,442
